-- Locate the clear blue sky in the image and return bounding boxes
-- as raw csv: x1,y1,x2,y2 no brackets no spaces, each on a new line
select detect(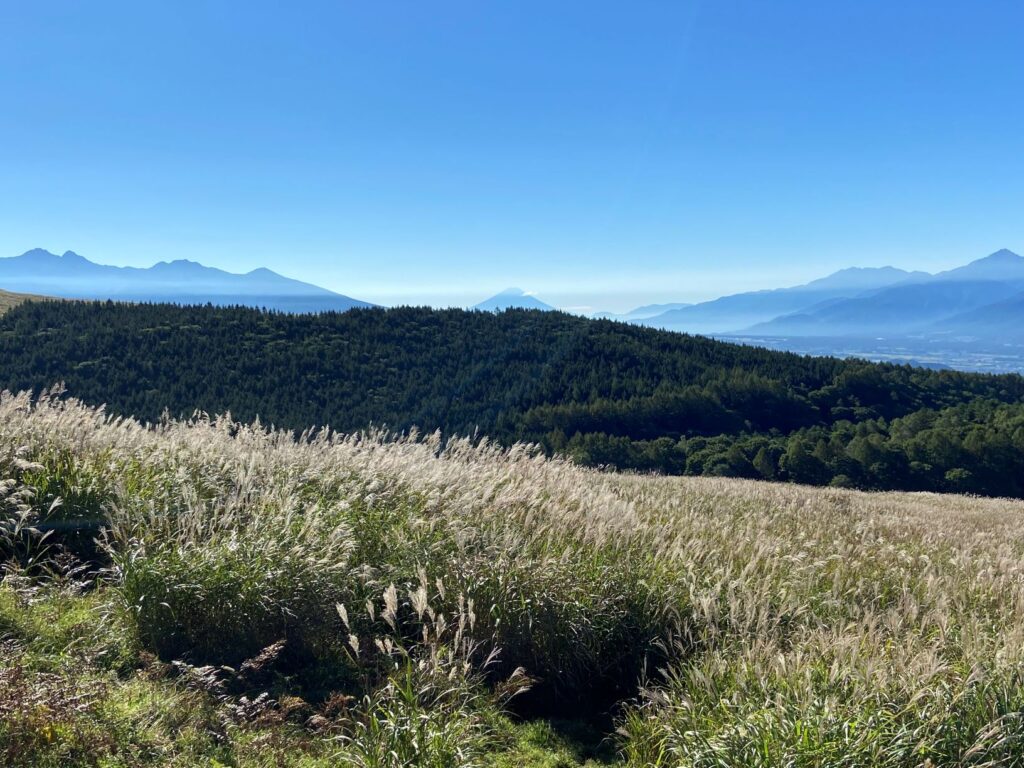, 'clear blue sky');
1,1,1022,311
